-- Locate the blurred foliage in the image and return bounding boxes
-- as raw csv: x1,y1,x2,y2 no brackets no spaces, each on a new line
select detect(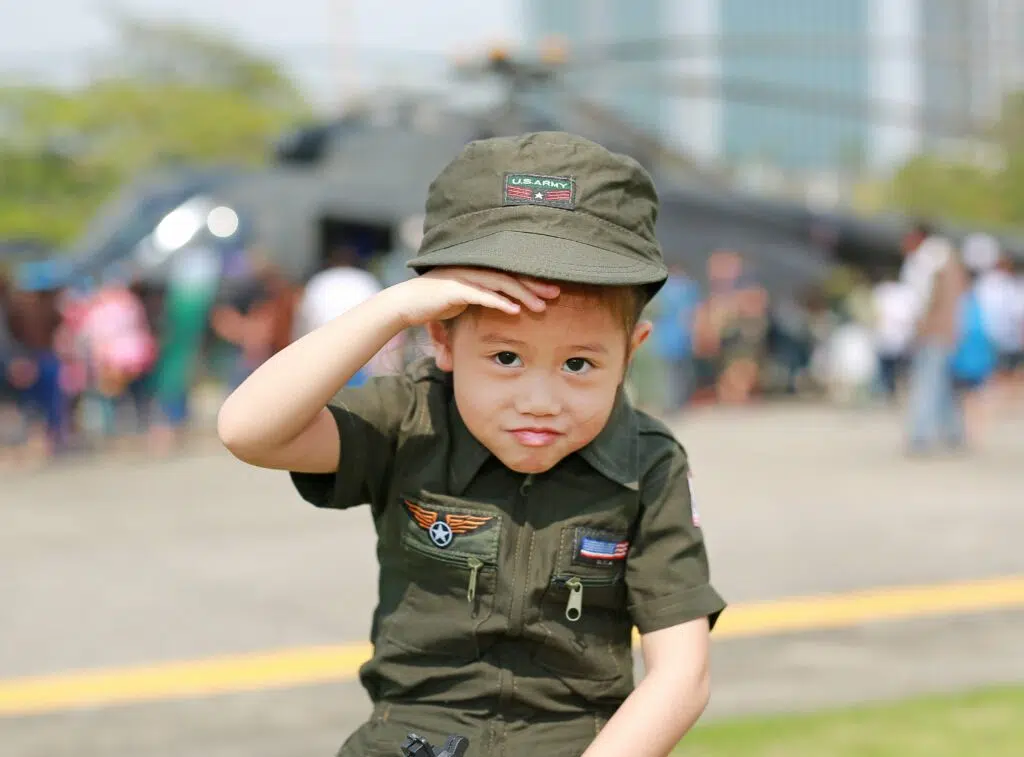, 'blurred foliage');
0,16,310,247
680,684,1024,757
888,91,1024,230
